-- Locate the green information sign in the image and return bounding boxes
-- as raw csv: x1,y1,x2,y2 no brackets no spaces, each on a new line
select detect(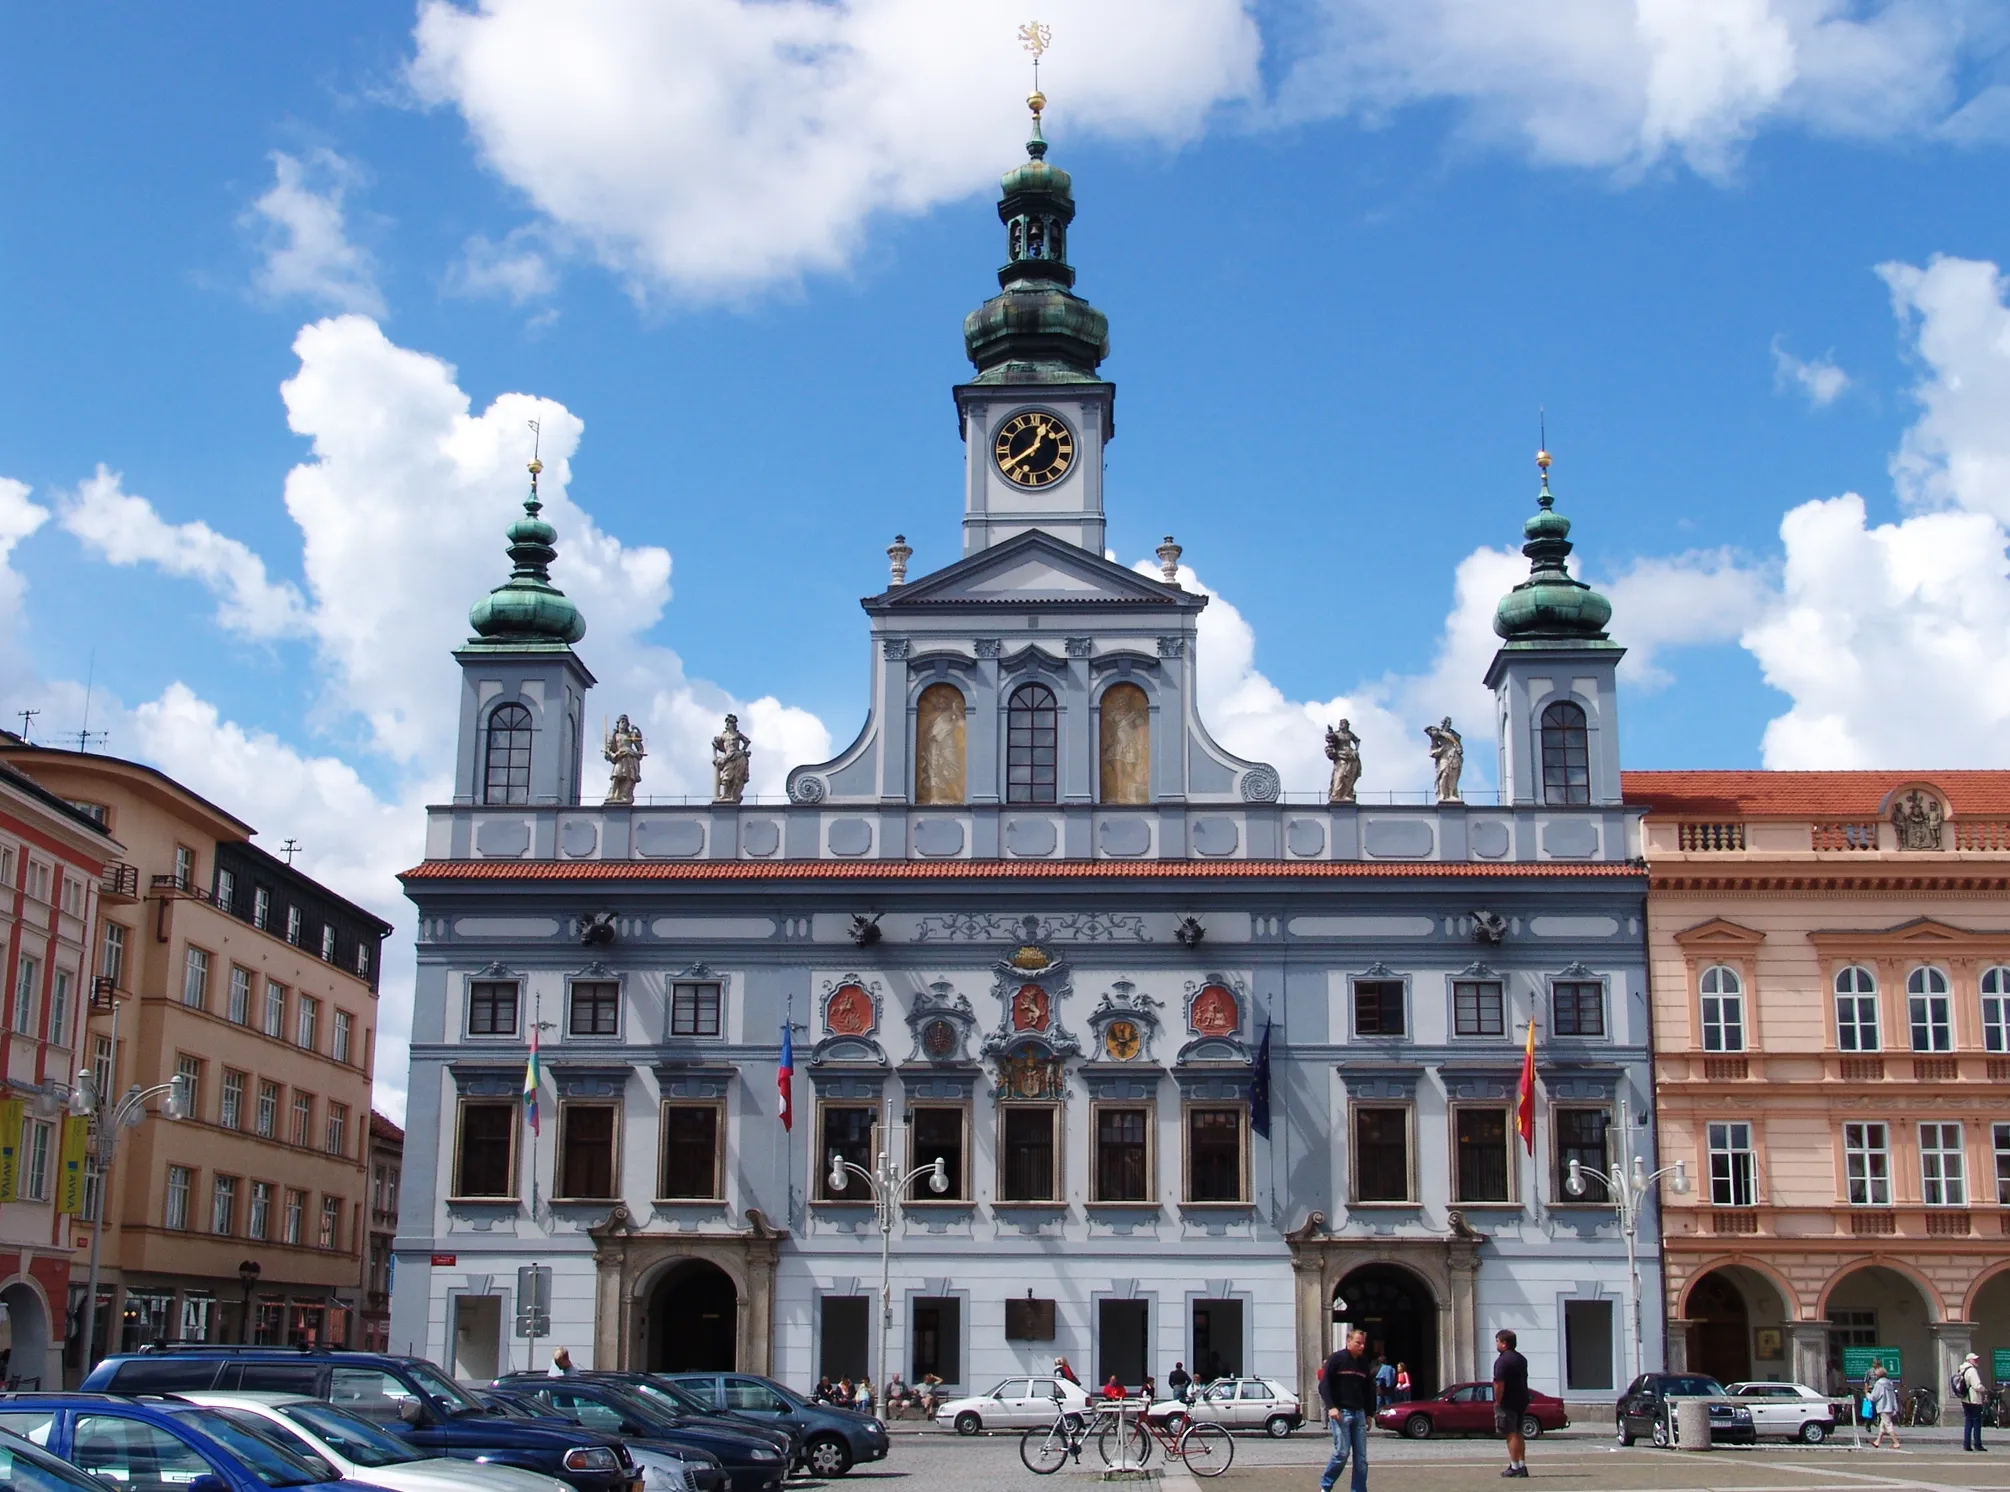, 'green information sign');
1994,1350,2010,1383
1842,1346,1902,1379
